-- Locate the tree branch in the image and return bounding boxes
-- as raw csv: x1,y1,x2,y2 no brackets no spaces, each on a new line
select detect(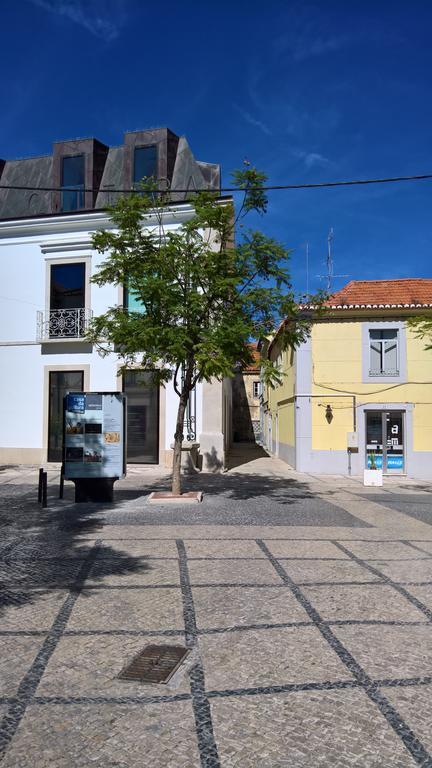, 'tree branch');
173,362,182,398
